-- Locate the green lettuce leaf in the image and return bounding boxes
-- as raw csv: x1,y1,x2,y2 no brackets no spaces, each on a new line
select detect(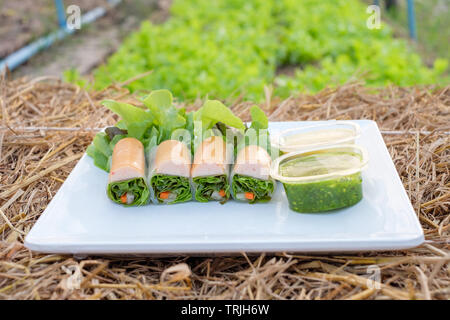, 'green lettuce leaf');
86,144,110,172
237,104,277,158
107,177,150,206
142,90,186,142
249,105,268,132
185,111,195,135
195,100,245,131
231,174,274,203
102,100,153,125
93,132,112,158
103,99,155,143
150,174,192,204
144,126,159,155
193,99,245,152
127,122,151,141
88,99,155,173
143,89,172,109
116,120,127,130
193,175,230,203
